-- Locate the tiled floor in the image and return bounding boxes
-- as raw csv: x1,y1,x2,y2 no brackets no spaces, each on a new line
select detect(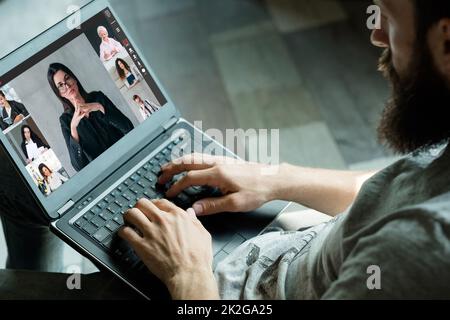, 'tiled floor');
0,0,392,270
